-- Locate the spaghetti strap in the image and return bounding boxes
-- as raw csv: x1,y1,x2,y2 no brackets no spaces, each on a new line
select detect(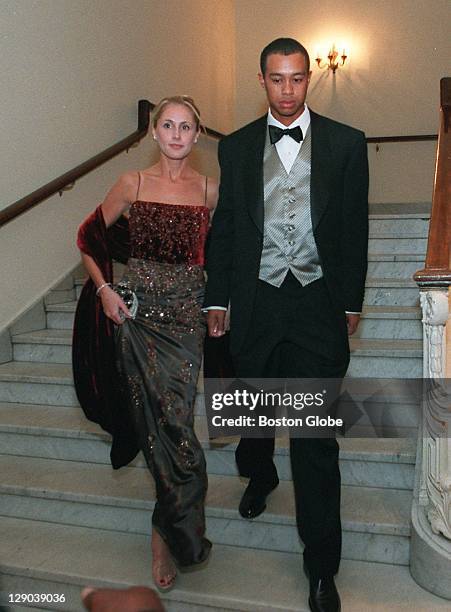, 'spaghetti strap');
136,171,142,202
204,176,208,207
